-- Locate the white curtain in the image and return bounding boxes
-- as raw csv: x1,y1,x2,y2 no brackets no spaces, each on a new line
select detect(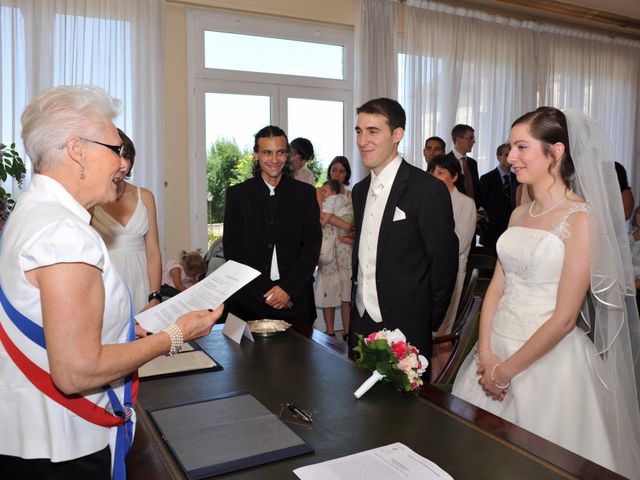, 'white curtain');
355,0,640,185
353,0,398,181
0,0,165,244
